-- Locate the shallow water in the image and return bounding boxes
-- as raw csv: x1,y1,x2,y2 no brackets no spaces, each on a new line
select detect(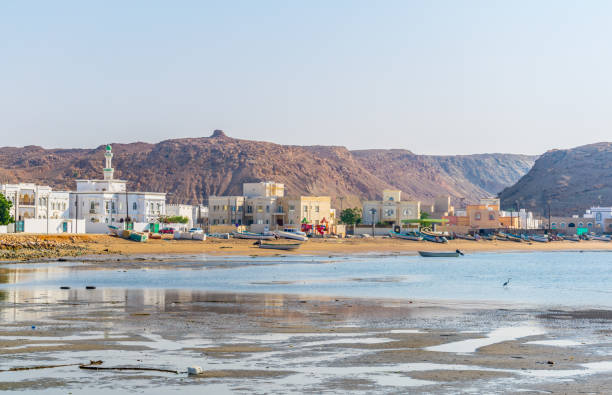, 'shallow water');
1,251,611,307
